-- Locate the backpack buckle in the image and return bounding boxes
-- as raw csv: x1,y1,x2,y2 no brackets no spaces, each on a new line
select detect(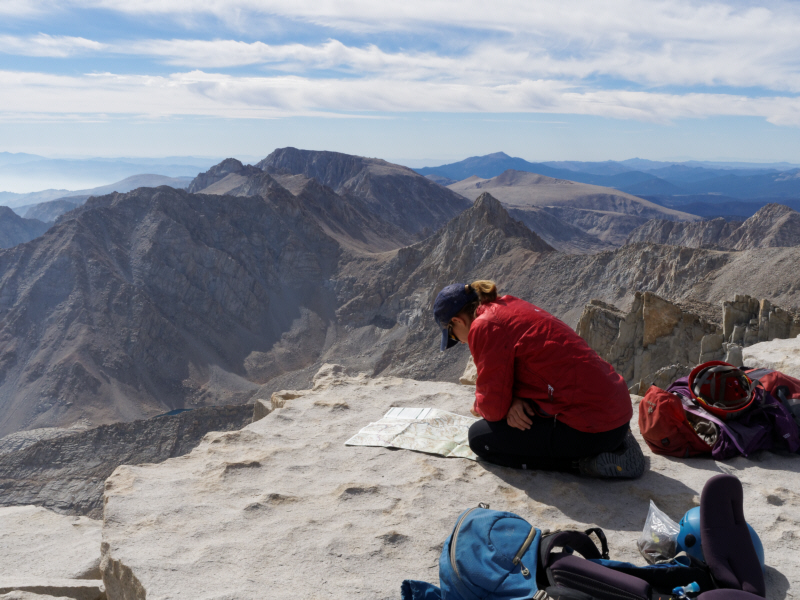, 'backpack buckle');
533,591,550,600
